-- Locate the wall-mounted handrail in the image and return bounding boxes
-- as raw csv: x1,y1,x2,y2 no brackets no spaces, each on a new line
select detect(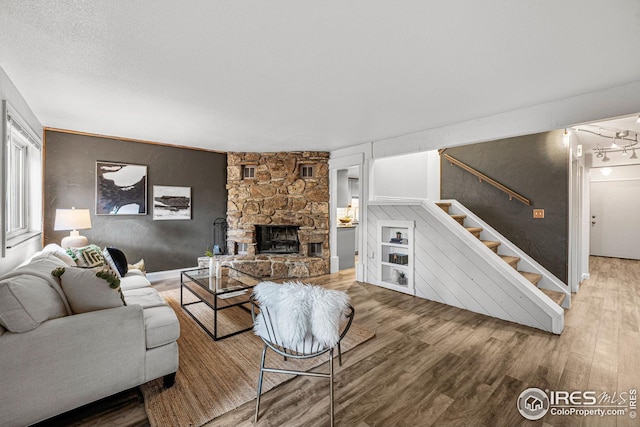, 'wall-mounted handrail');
443,153,531,206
